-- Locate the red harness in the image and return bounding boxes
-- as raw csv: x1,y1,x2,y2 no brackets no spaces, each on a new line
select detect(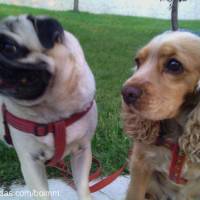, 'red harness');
2,101,127,193
3,101,94,166
156,138,188,185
